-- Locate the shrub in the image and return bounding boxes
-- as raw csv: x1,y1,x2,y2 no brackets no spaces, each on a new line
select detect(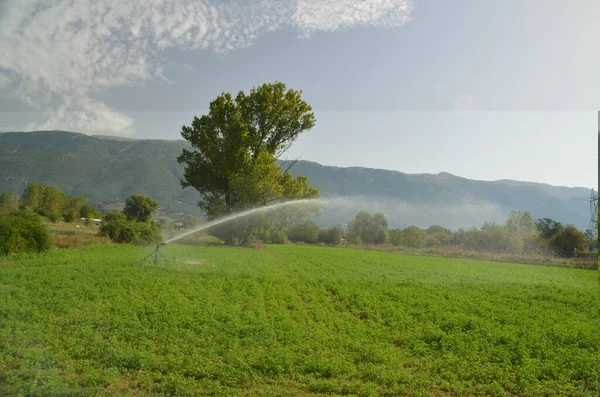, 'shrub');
398,226,426,248
0,210,52,255
99,218,162,245
425,235,441,247
548,225,586,257
0,192,19,213
288,220,320,243
318,227,343,245
270,230,289,244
